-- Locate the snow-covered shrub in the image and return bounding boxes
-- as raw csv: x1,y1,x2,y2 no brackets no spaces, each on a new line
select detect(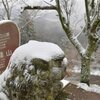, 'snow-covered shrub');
0,40,68,100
